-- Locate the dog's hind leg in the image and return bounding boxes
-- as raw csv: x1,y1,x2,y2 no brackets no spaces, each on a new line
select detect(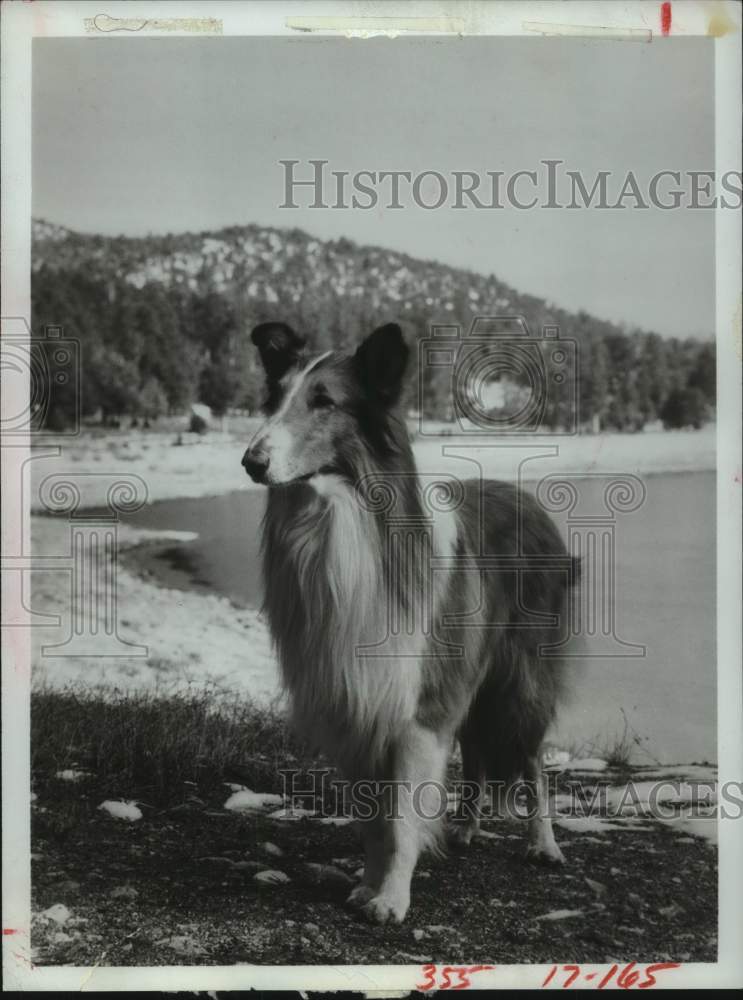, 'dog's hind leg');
523,753,565,865
360,723,448,925
449,737,486,848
